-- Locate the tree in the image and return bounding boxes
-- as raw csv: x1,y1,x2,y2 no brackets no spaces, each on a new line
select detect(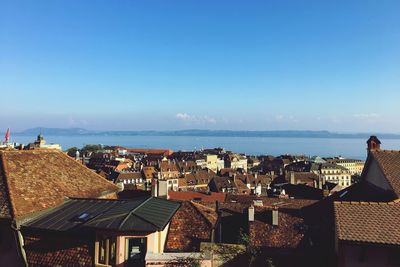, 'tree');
66,147,79,157
81,144,102,153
